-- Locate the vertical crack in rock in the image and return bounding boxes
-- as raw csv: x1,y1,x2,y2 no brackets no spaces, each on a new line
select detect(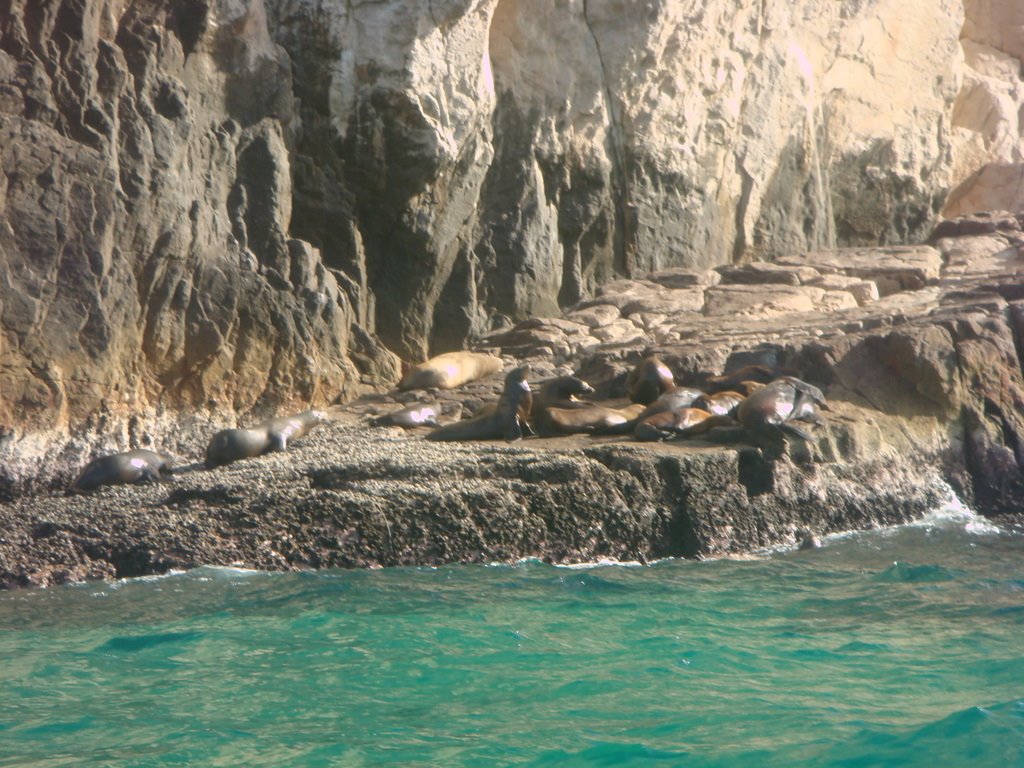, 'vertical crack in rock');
580,0,635,277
